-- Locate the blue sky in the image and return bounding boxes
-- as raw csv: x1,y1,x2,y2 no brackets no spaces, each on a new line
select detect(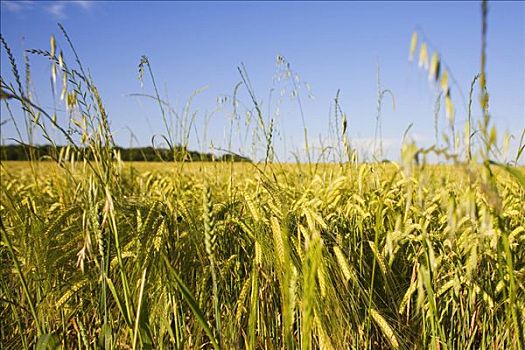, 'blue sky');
1,1,524,162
